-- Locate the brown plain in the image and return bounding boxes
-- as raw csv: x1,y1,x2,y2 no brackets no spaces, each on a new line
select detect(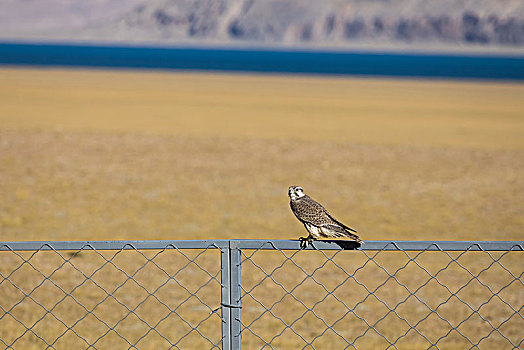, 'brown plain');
0,68,523,349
